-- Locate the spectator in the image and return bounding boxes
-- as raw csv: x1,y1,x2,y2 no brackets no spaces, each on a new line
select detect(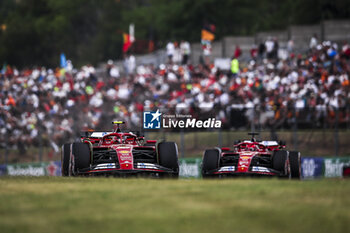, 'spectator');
0,38,349,154
265,37,275,59
287,39,294,55
166,41,175,63
123,53,136,75
173,41,182,64
272,37,279,60
309,34,318,50
250,44,258,60
180,40,191,65
234,45,242,59
230,55,239,78
341,41,350,59
258,41,266,60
